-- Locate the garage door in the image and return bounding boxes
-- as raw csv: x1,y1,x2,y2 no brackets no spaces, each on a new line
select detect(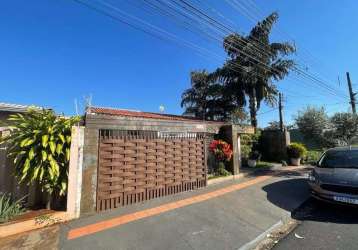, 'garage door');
97,130,207,212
